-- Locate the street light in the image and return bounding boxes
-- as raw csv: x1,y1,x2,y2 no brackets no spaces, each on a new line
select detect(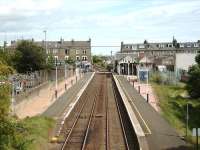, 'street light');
64,61,67,90
43,30,47,54
55,57,58,99
11,78,15,115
